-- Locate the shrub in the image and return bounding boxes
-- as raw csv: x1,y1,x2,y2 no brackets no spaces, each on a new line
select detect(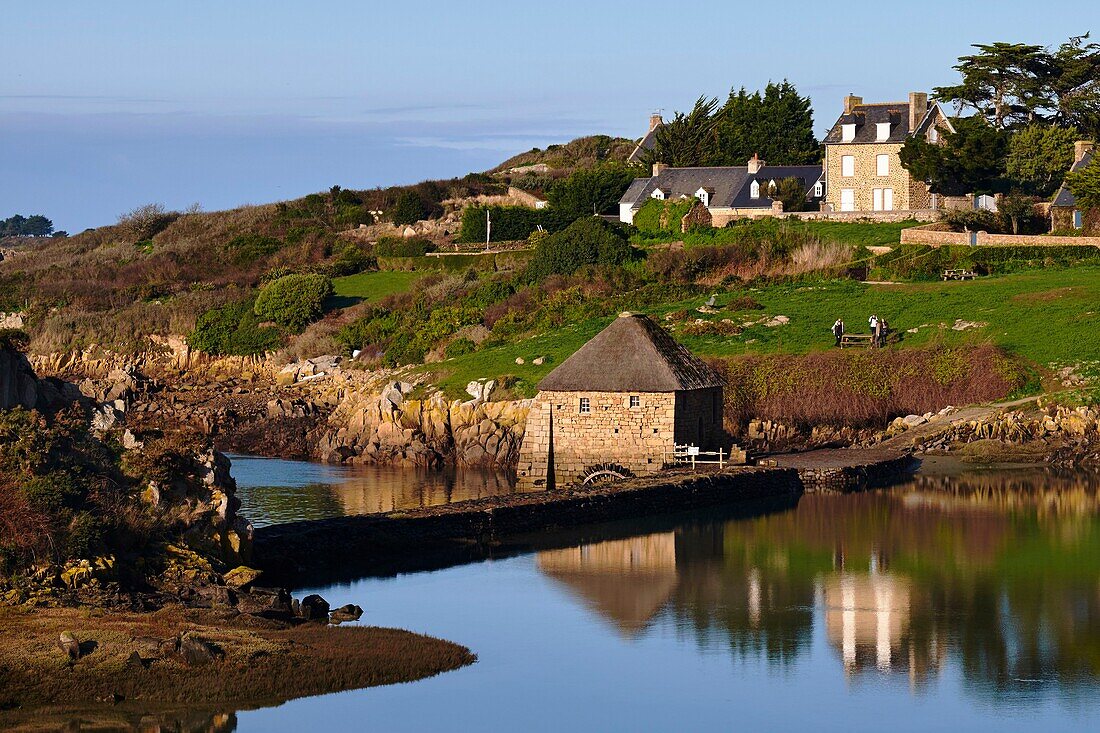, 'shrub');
117,203,179,241
632,198,695,235
944,208,1001,233
458,205,571,243
525,218,635,280
444,337,477,358
375,236,436,257
253,273,334,332
227,234,283,265
190,299,282,355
